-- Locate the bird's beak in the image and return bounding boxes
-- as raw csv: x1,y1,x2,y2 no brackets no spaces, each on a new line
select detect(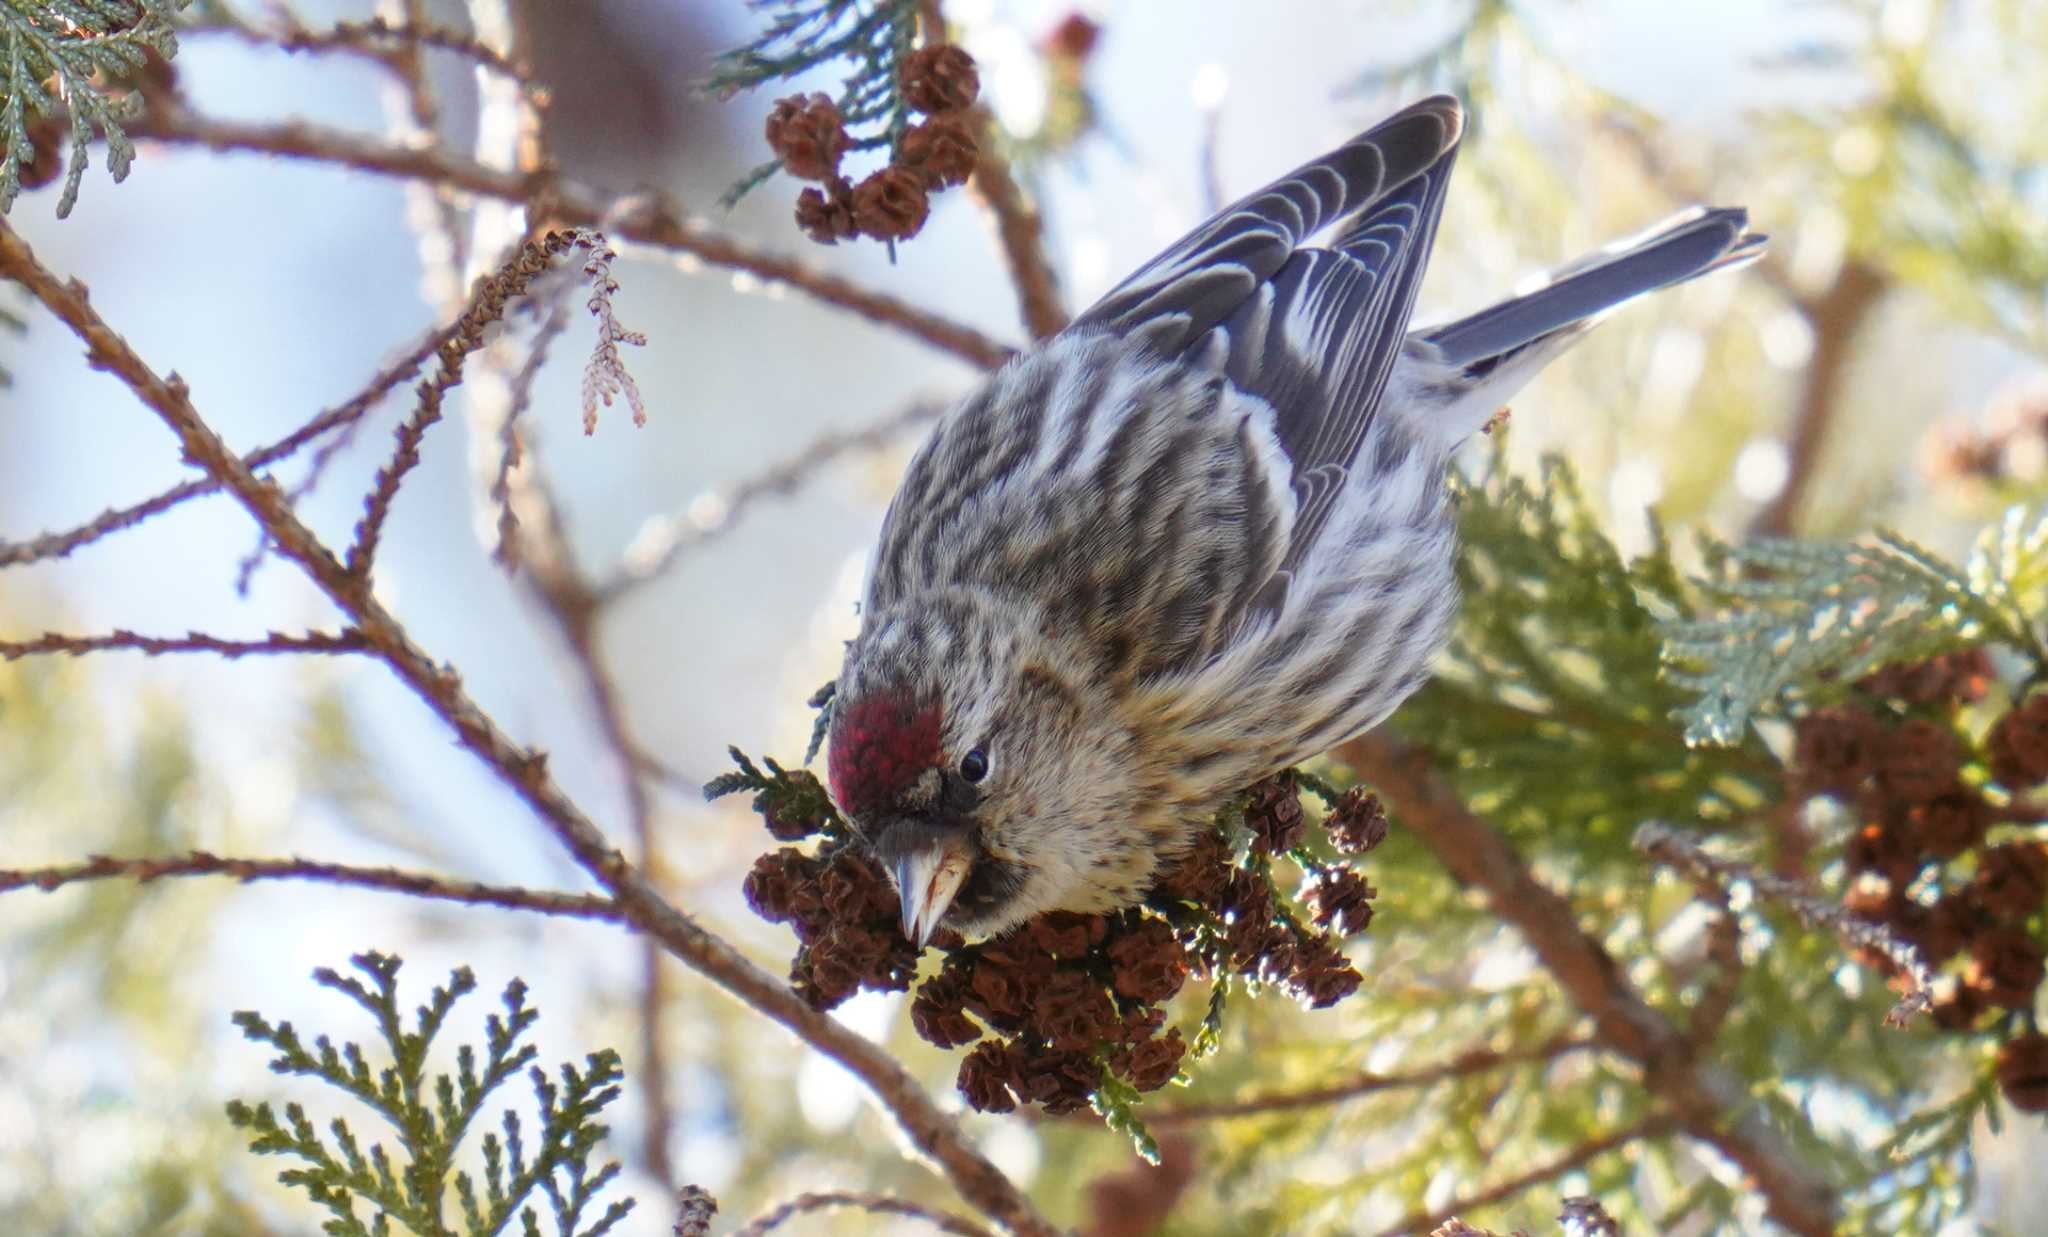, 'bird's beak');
893,841,969,947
